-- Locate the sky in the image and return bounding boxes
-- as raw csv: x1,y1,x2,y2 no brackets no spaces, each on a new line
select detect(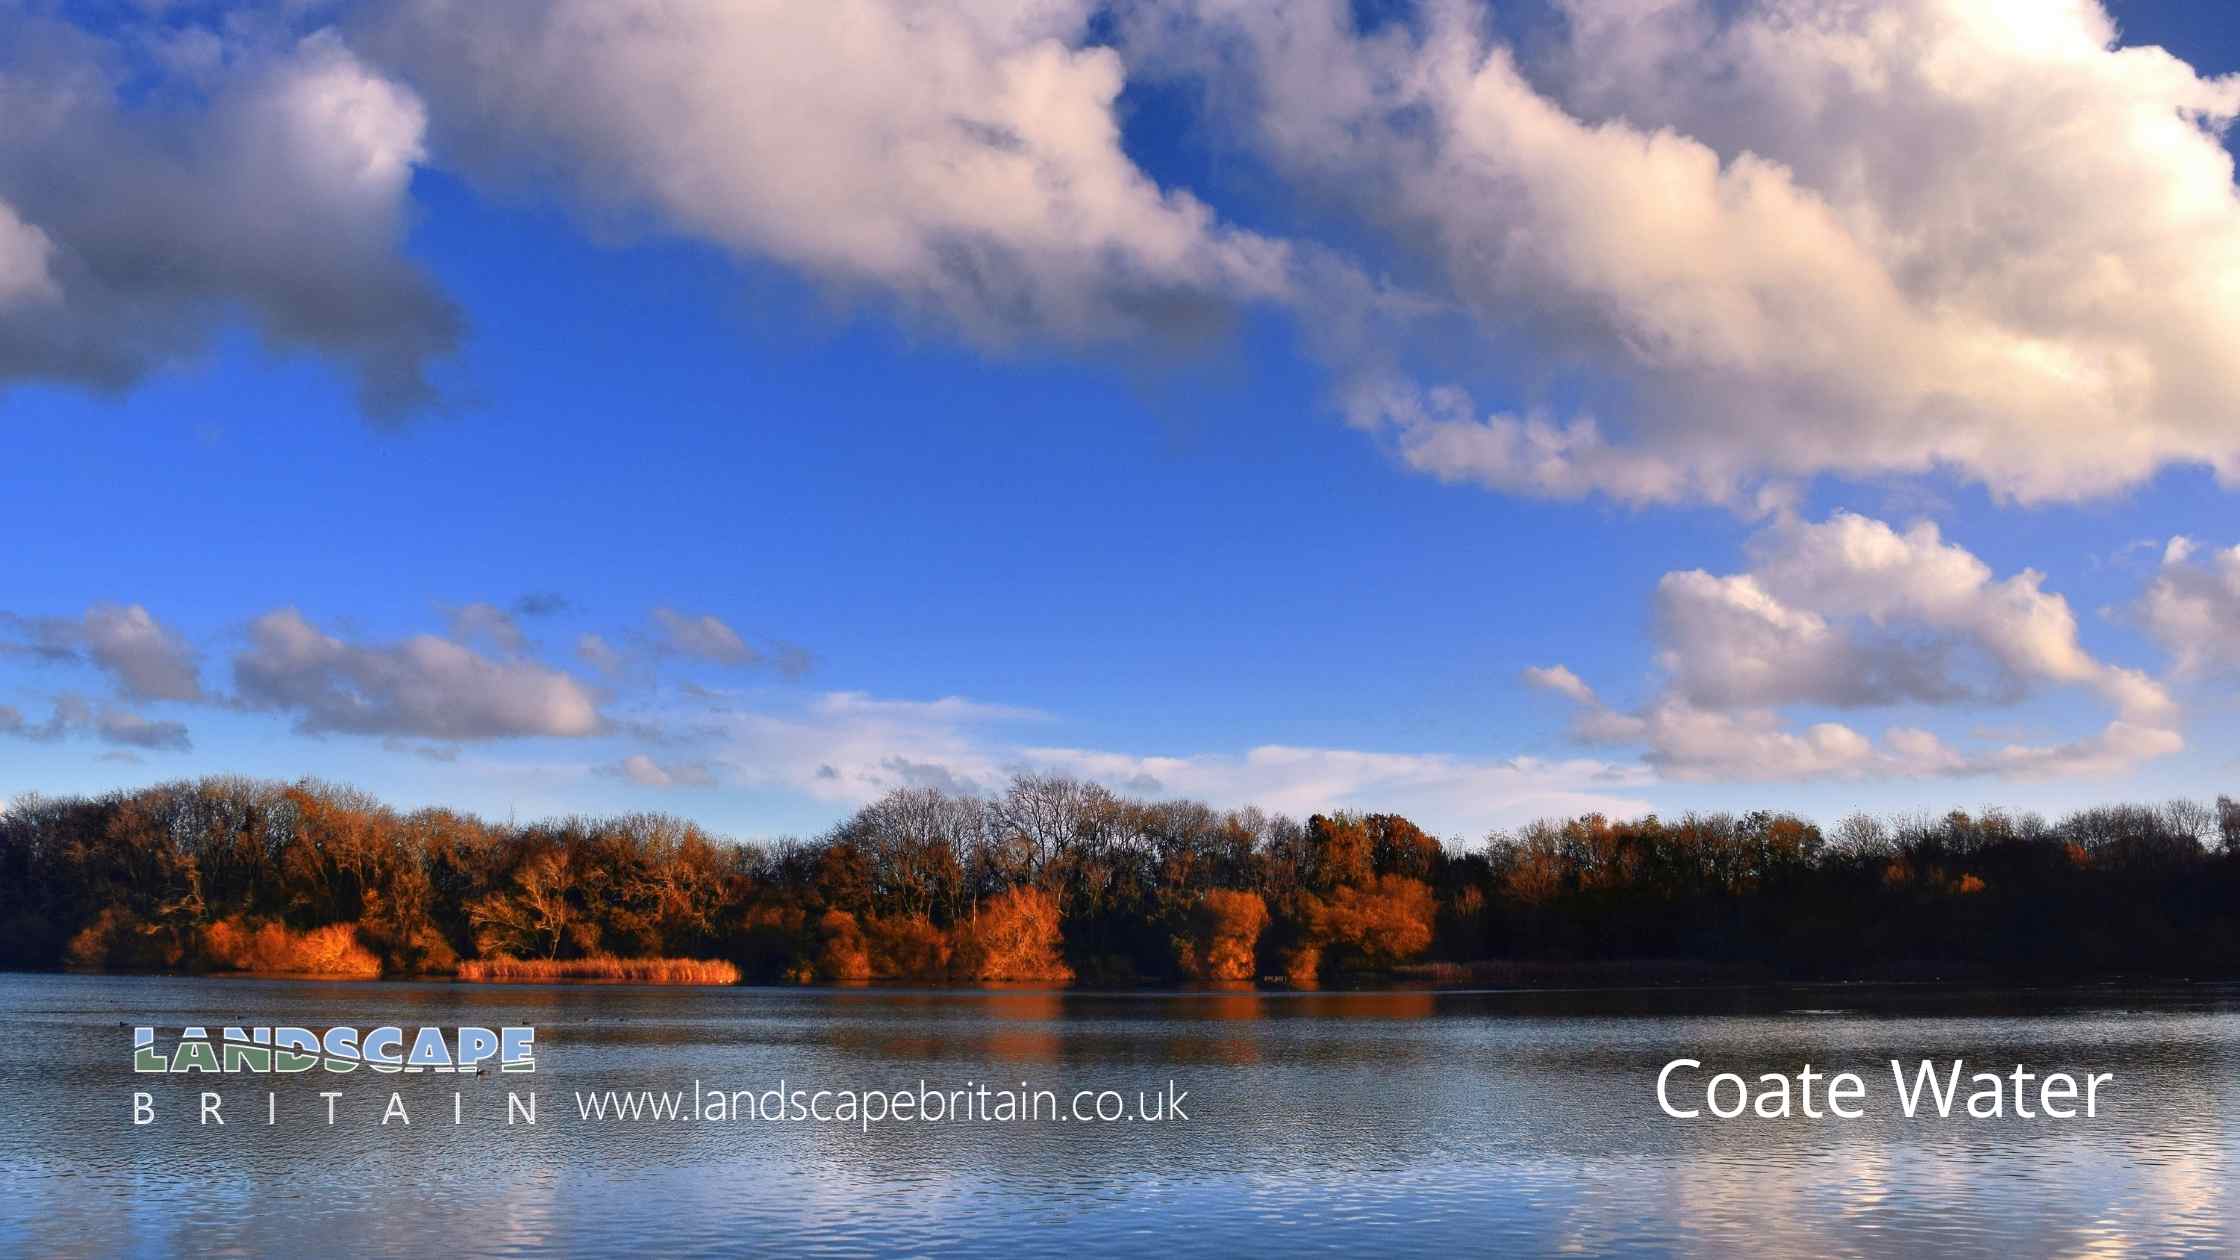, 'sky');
3,0,2239,842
